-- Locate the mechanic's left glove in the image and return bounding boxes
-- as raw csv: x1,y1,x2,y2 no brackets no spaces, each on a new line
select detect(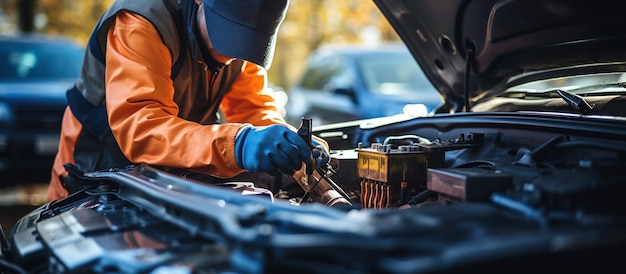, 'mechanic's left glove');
234,125,312,176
